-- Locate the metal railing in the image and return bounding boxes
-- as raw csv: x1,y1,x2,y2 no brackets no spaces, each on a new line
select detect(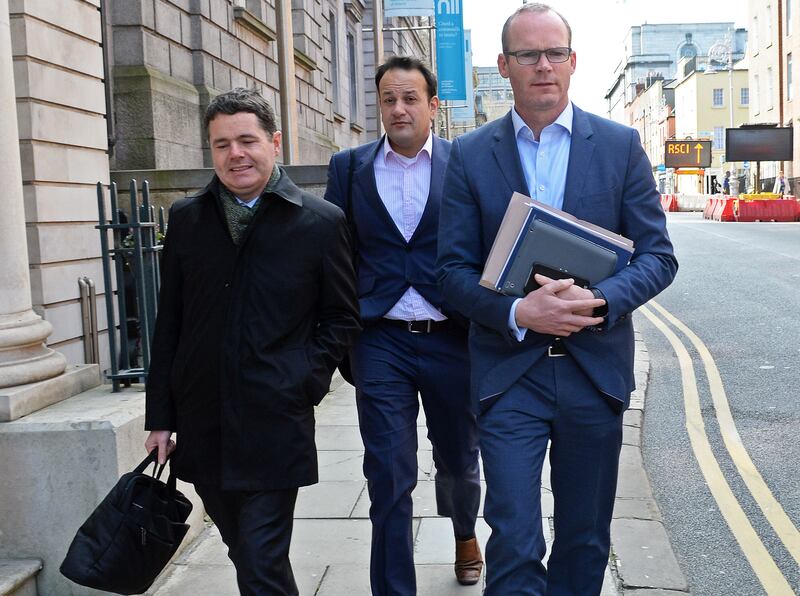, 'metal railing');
78,276,100,364
96,180,164,391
